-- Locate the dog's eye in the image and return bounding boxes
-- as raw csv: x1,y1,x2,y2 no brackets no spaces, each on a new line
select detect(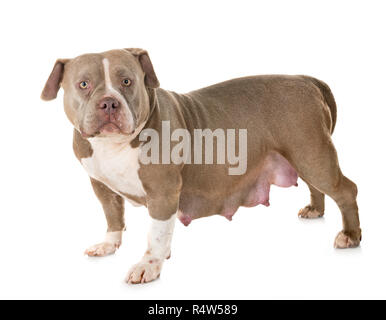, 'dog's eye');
79,81,89,89
122,79,131,87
